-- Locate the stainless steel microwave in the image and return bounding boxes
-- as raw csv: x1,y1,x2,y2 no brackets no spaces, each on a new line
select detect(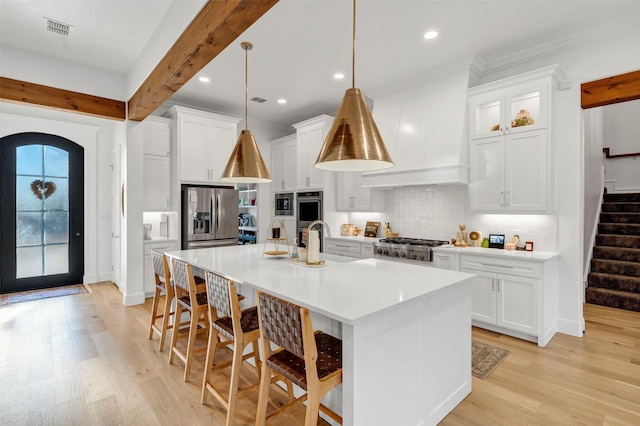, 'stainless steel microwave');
274,192,294,216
